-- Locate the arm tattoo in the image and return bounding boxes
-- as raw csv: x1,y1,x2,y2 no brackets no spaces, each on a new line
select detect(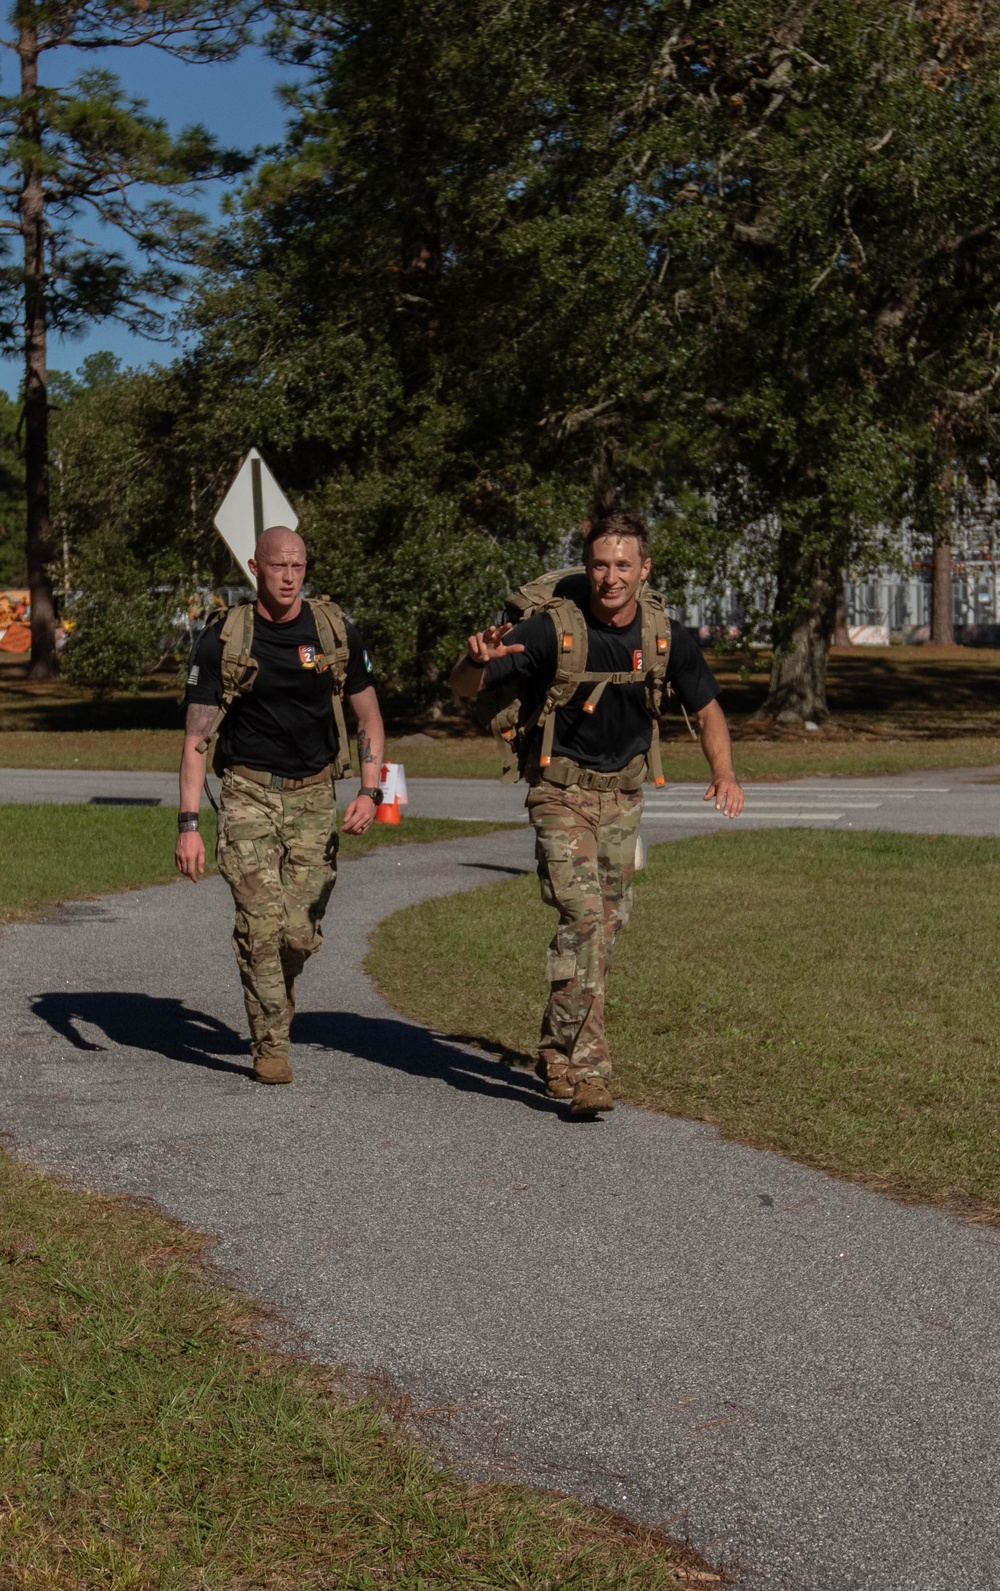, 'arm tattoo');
357,727,377,772
185,702,218,739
